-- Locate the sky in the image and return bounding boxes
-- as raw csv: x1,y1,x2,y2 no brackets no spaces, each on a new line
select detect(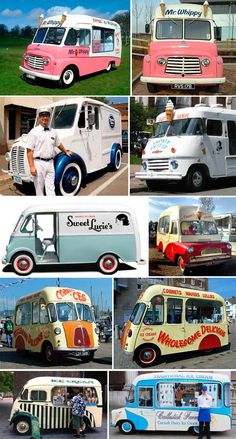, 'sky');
0,277,112,314
0,0,130,29
149,197,236,221
208,278,236,299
